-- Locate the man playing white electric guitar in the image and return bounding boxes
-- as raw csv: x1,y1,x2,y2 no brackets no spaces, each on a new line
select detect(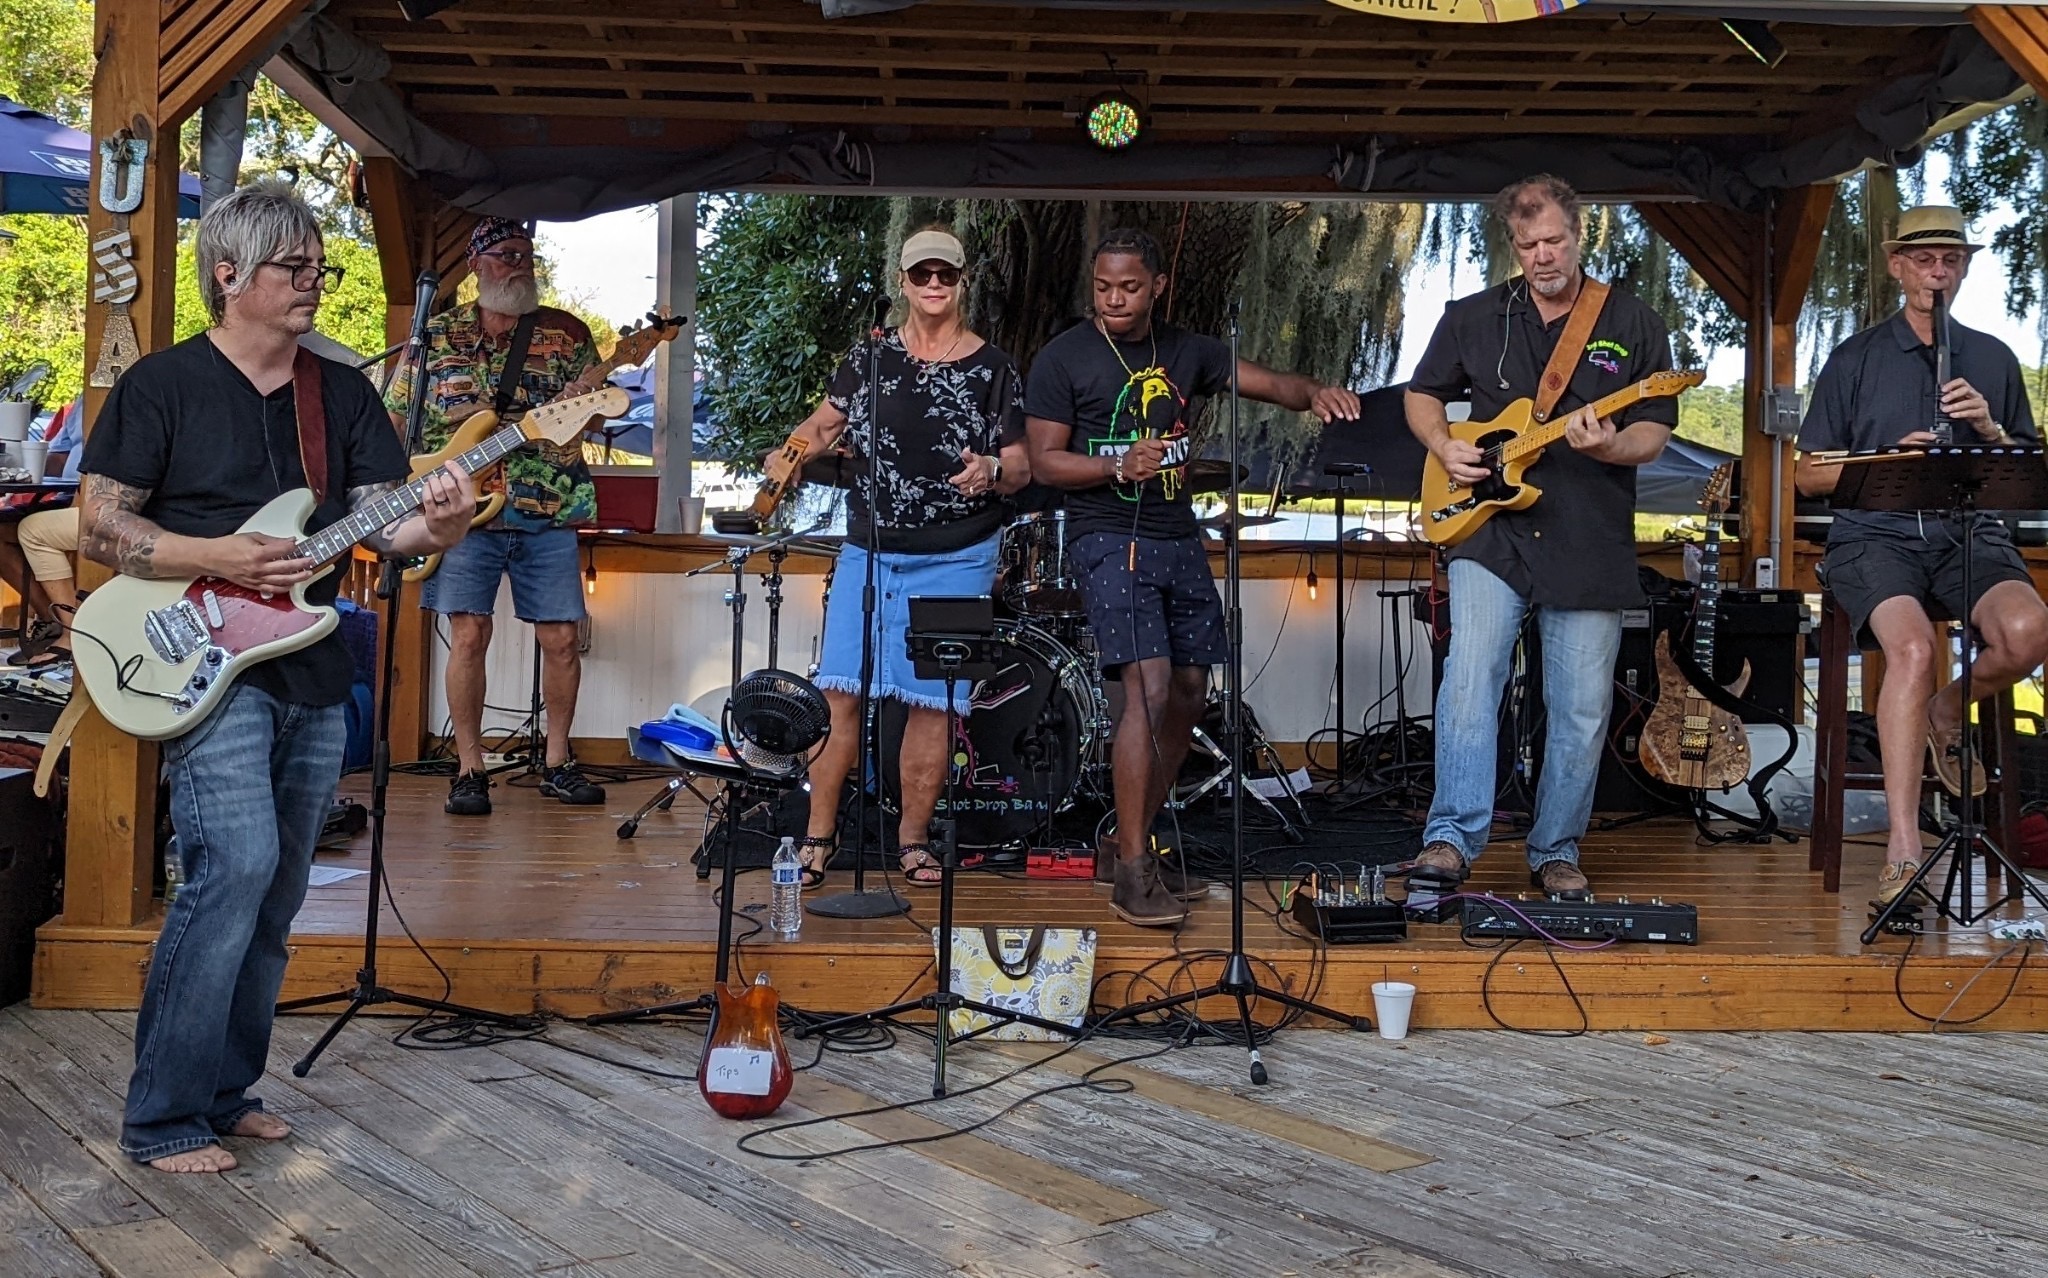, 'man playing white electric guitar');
77,182,476,1175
